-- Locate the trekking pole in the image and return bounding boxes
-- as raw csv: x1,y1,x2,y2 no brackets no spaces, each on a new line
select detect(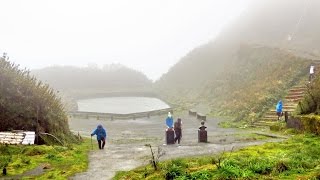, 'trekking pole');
91,136,93,150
